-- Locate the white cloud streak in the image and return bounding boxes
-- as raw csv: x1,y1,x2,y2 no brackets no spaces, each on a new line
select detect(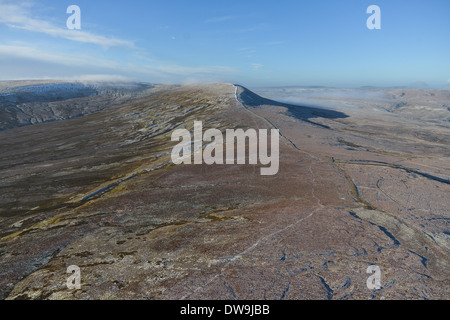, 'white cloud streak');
205,15,236,23
251,63,263,71
0,1,134,48
0,45,118,68
0,45,236,81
